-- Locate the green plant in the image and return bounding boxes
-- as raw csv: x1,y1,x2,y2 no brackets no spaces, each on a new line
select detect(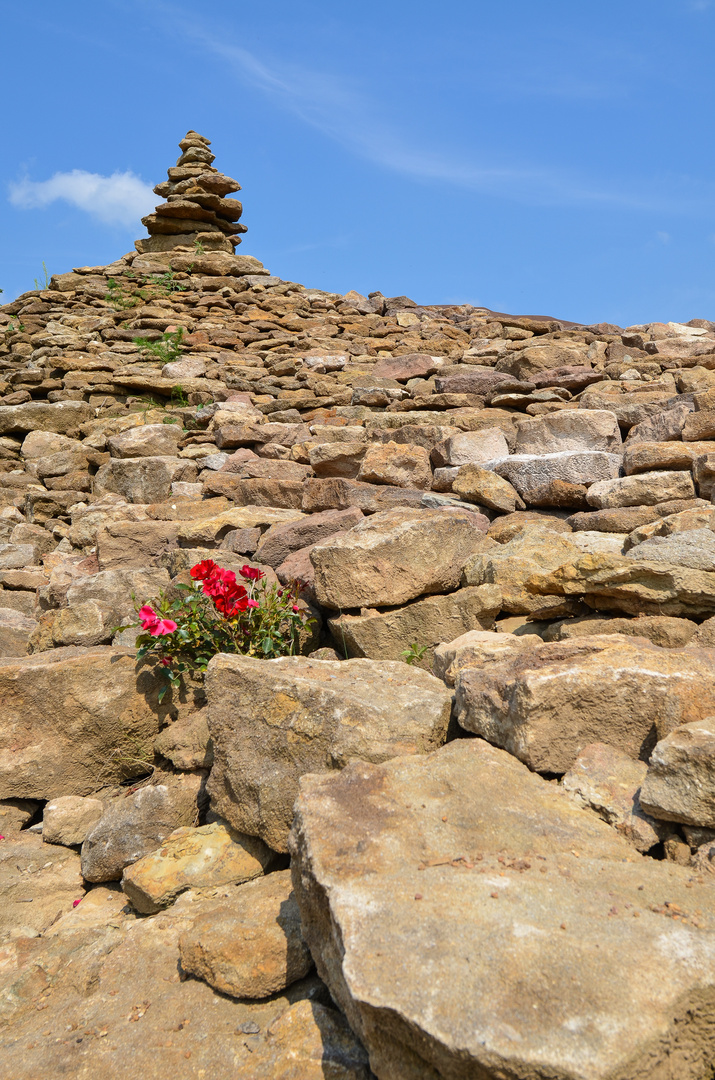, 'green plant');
150,271,188,295
5,319,25,335
193,238,206,256
106,277,142,310
34,261,50,291
170,384,189,407
118,560,314,701
401,642,429,666
133,327,185,364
